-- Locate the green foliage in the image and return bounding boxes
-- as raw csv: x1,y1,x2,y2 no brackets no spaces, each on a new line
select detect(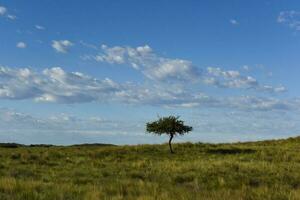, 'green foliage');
146,116,193,153
146,116,193,136
0,137,300,199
